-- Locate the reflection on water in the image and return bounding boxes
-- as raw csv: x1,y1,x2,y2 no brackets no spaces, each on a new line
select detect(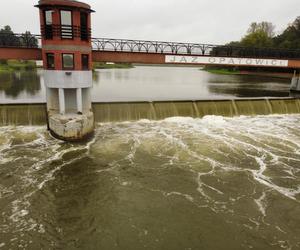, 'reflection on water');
208,74,290,98
0,115,299,249
0,71,41,96
0,66,291,104
93,67,291,102
0,70,44,103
